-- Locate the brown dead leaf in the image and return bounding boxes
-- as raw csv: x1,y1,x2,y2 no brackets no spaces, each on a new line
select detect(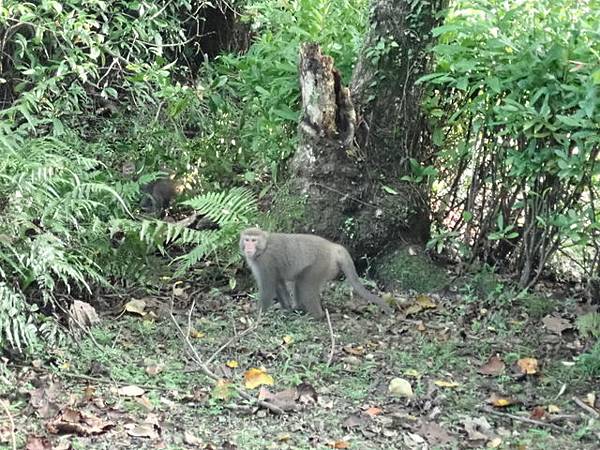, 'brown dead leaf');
343,345,365,356
328,440,350,449
404,304,424,316
244,368,274,389
365,406,383,417
25,436,53,450
124,422,159,439
296,381,318,404
542,314,572,334
145,362,164,376
516,357,539,375
123,298,146,316
417,421,453,446
47,408,114,436
416,294,437,309
257,387,297,411
462,416,495,441
117,385,145,397
478,355,506,376
488,393,519,408
530,406,546,420
342,413,370,430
